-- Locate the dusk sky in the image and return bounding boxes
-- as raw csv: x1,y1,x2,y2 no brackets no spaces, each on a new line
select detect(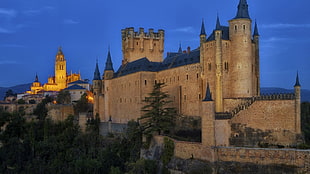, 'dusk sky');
0,0,309,90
